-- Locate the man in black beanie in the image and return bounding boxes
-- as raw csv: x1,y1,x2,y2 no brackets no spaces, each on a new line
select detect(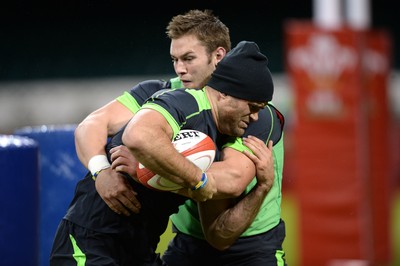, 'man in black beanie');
123,39,278,196
122,40,285,265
